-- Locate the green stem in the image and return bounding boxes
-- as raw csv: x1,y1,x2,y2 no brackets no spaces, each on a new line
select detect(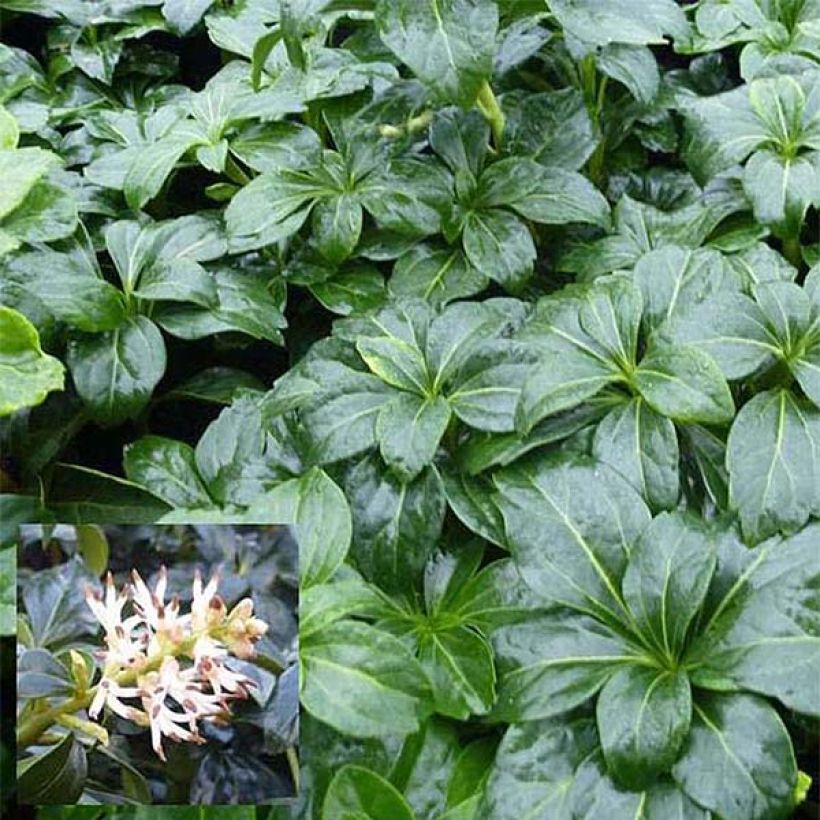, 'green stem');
249,652,284,676
286,746,300,793
224,154,251,187
782,233,802,268
584,64,609,189
17,695,89,750
475,81,505,150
